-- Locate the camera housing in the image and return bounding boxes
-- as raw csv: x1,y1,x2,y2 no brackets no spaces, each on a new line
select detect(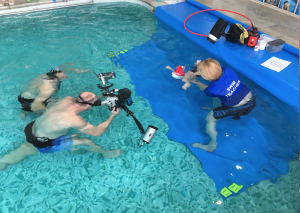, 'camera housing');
100,88,133,111
102,71,116,81
94,71,157,146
